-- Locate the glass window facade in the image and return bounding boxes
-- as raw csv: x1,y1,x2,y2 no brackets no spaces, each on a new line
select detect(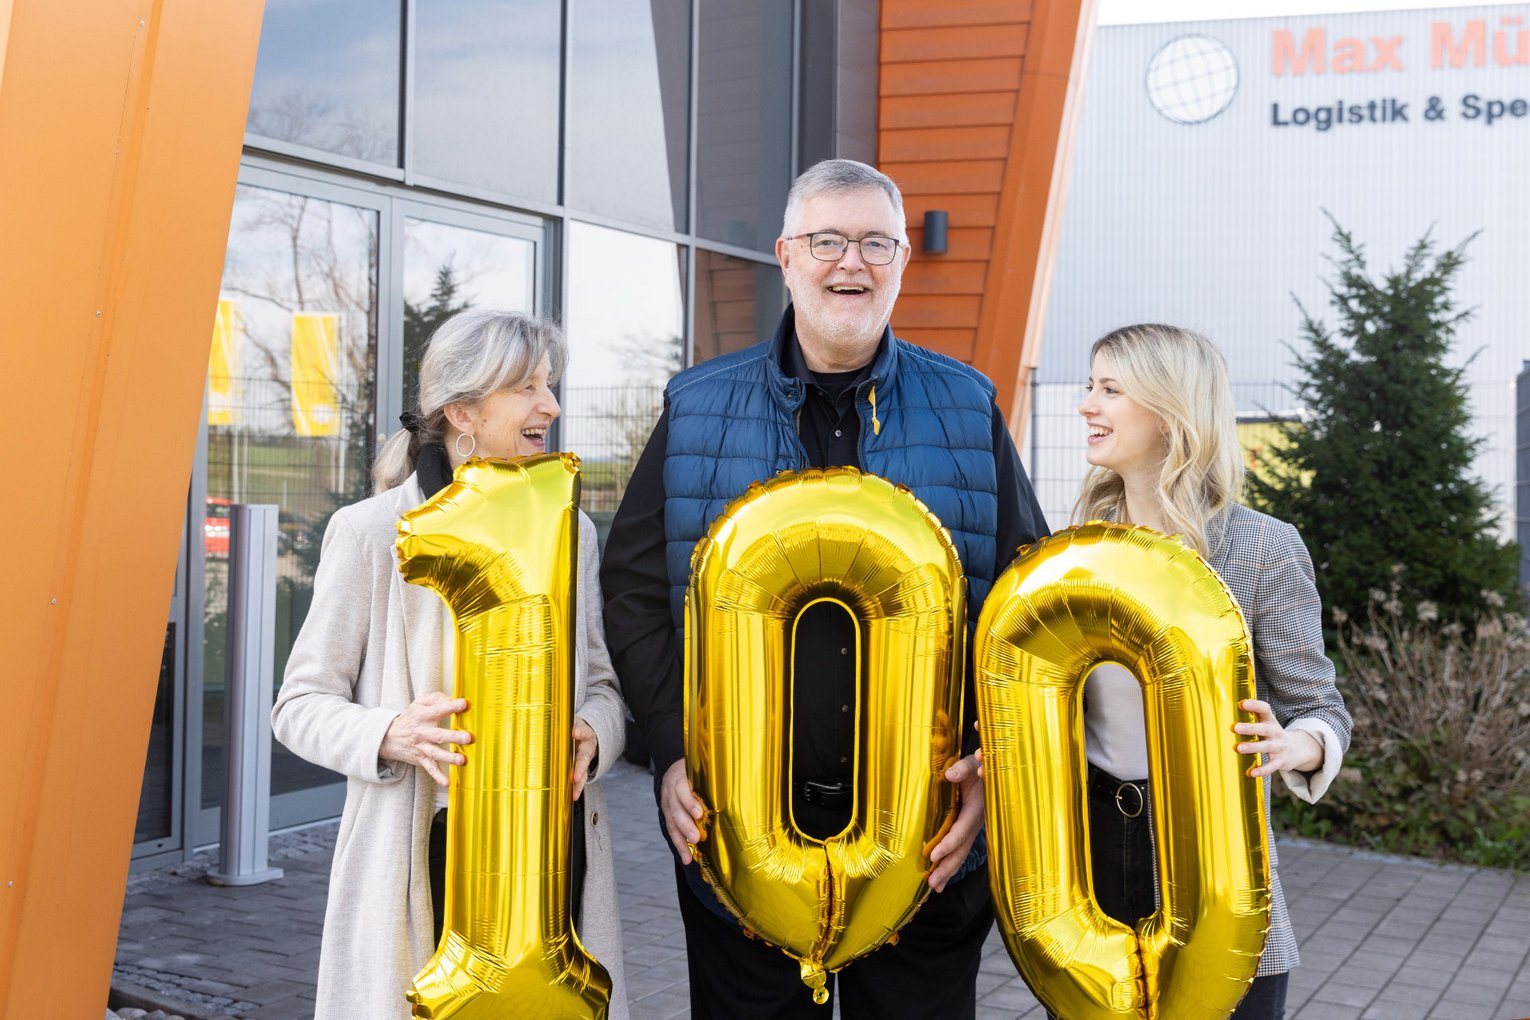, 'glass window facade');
562,222,685,531
204,184,379,808
402,218,537,411
696,0,794,253
413,0,562,200
246,0,401,165
146,0,847,862
134,626,176,844
694,249,786,363
567,0,691,231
